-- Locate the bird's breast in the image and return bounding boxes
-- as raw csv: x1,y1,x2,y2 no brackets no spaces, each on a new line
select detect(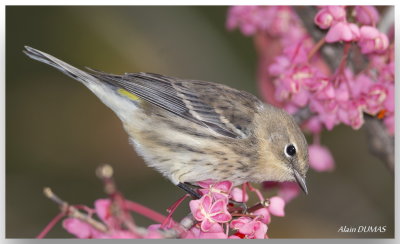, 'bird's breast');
122,109,258,185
